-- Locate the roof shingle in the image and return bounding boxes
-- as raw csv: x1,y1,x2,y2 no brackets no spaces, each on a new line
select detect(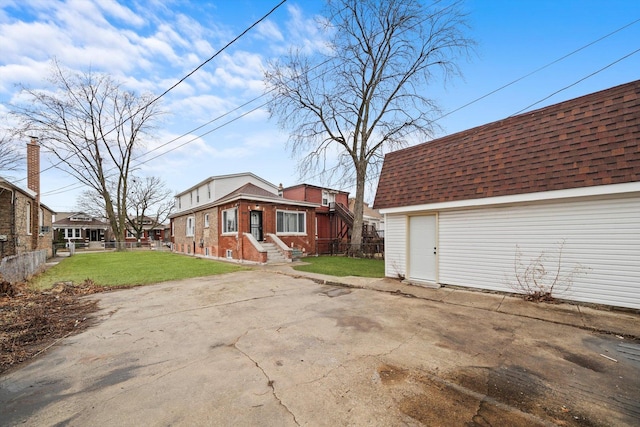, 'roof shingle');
374,80,640,209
